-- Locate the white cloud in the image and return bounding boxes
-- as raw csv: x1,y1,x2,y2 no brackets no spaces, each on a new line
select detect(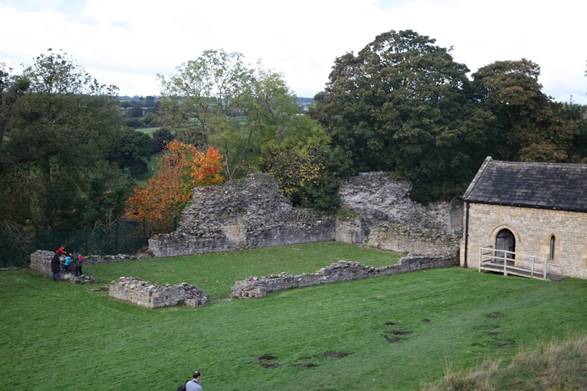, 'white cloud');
0,0,585,102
